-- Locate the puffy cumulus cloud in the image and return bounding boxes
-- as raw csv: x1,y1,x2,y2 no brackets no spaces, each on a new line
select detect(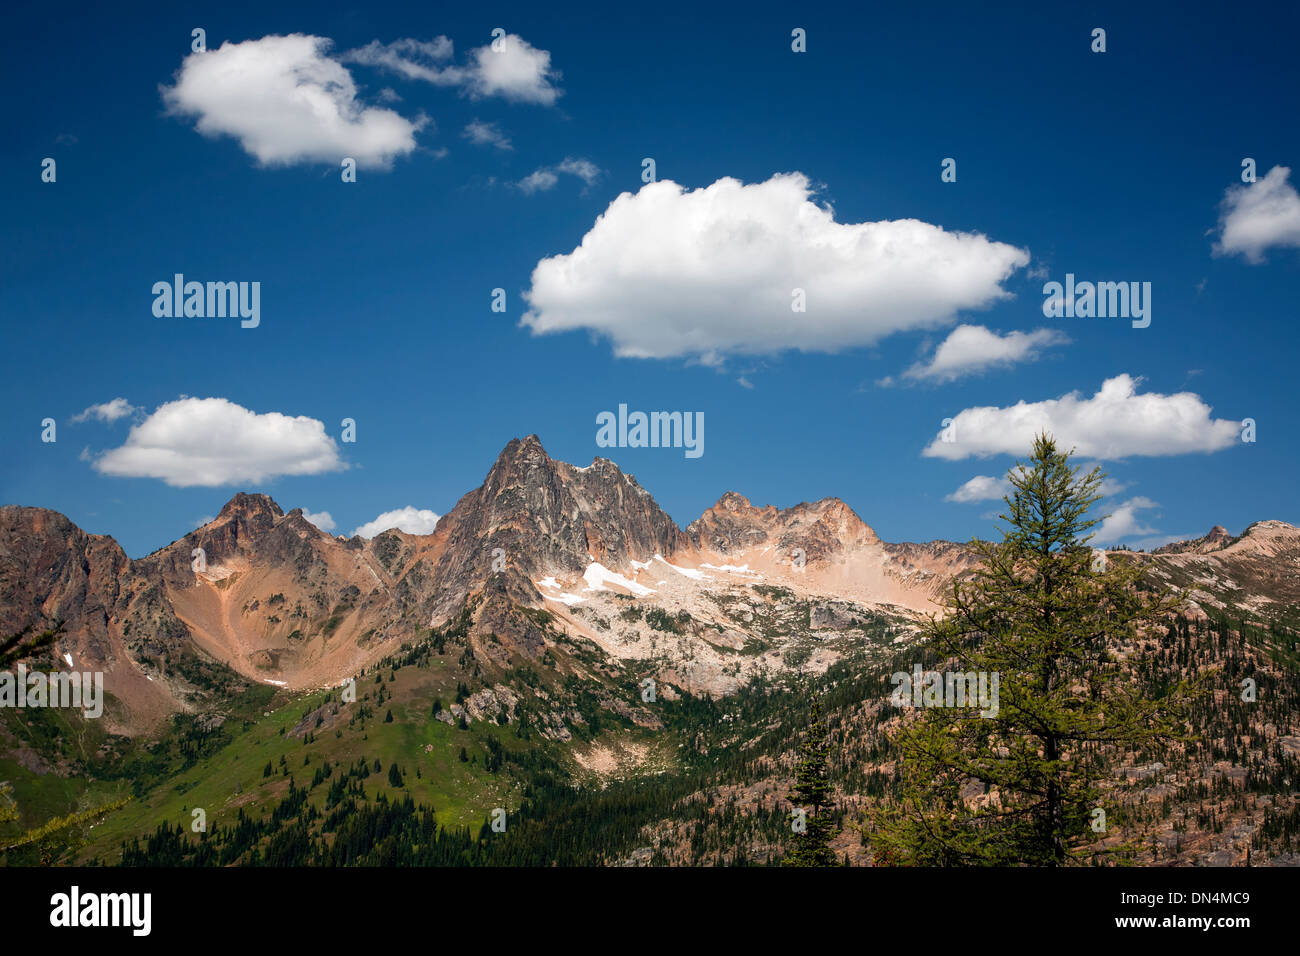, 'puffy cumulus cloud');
353,506,441,538
900,324,1068,384
465,33,561,104
1093,497,1160,546
1214,165,1300,263
515,156,602,193
923,374,1242,461
946,474,1013,503
71,397,138,424
462,119,512,150
300,509,336,532
346,33,561,105
521,173,1029,362
162,34,424,168
93,398,347,487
